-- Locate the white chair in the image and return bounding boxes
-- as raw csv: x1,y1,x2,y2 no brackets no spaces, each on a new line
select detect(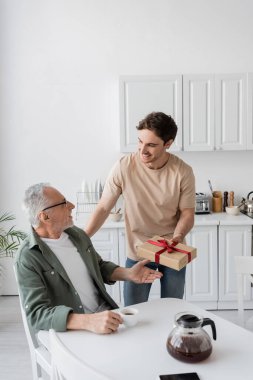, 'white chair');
49,329,111,380
14,266,52,380
234,256,253,326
